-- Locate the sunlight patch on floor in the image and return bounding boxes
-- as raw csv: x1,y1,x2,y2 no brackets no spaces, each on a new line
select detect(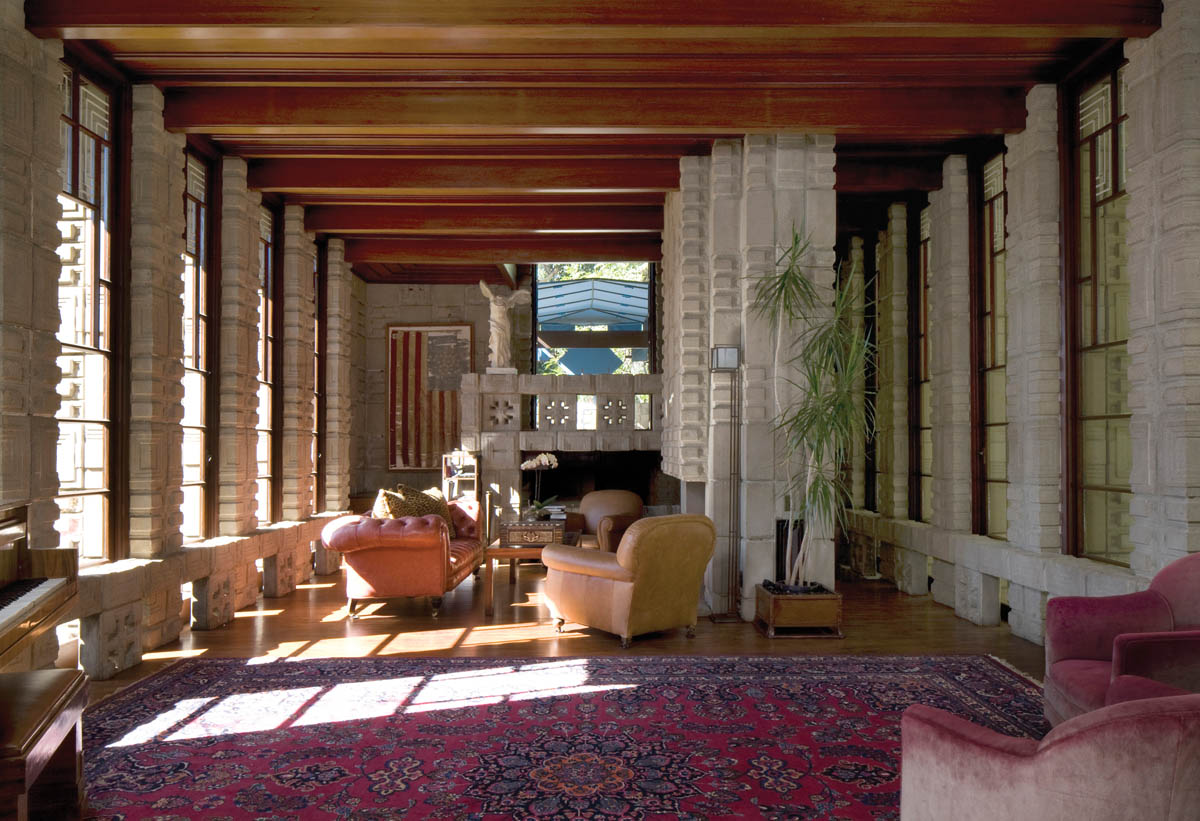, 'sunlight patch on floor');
295,582,336,589
460,621,577,646
234,609,284,618
376,627,468,654
142,648,207,661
